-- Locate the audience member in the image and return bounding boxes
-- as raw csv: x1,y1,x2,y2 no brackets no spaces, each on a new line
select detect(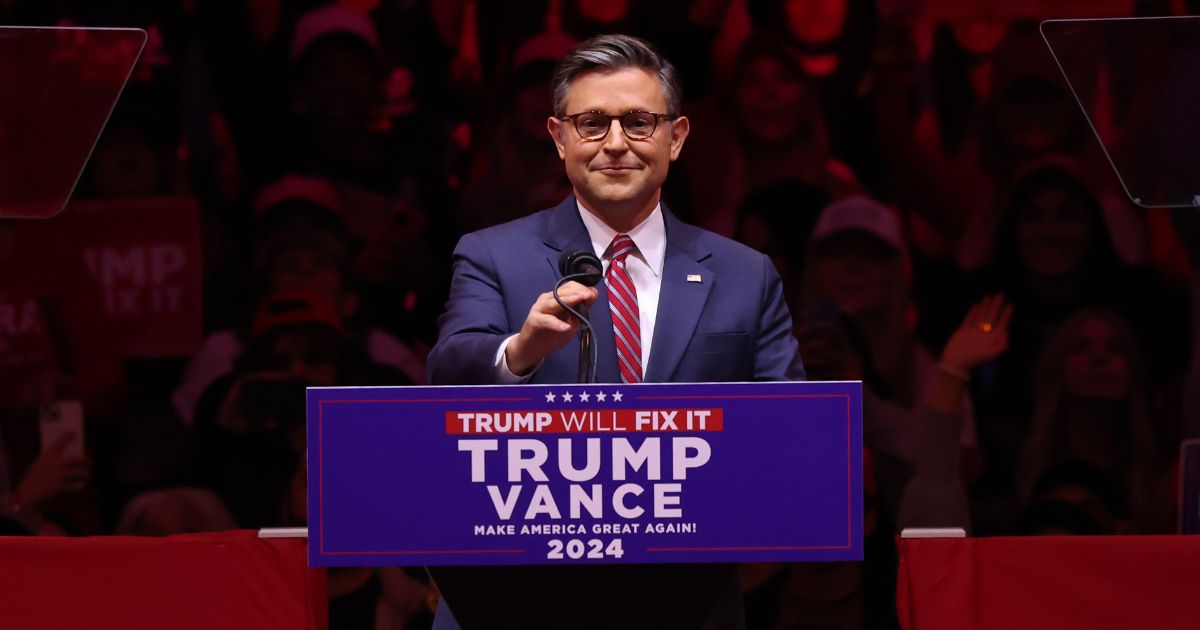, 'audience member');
800,199,1025,531
872,15,1009,255
801,197,921,411
958,162,1188,530
746,0,883,189
114,487,236,535
455,32,575,232
173,175,423,425
1024,461,1128,535
1017,308,1172,532
680,32,858,235
76,88,186,200
0,431,90,535
898,293,1012,533
729,34,858,194
734,179,831,314
186,290,401,527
